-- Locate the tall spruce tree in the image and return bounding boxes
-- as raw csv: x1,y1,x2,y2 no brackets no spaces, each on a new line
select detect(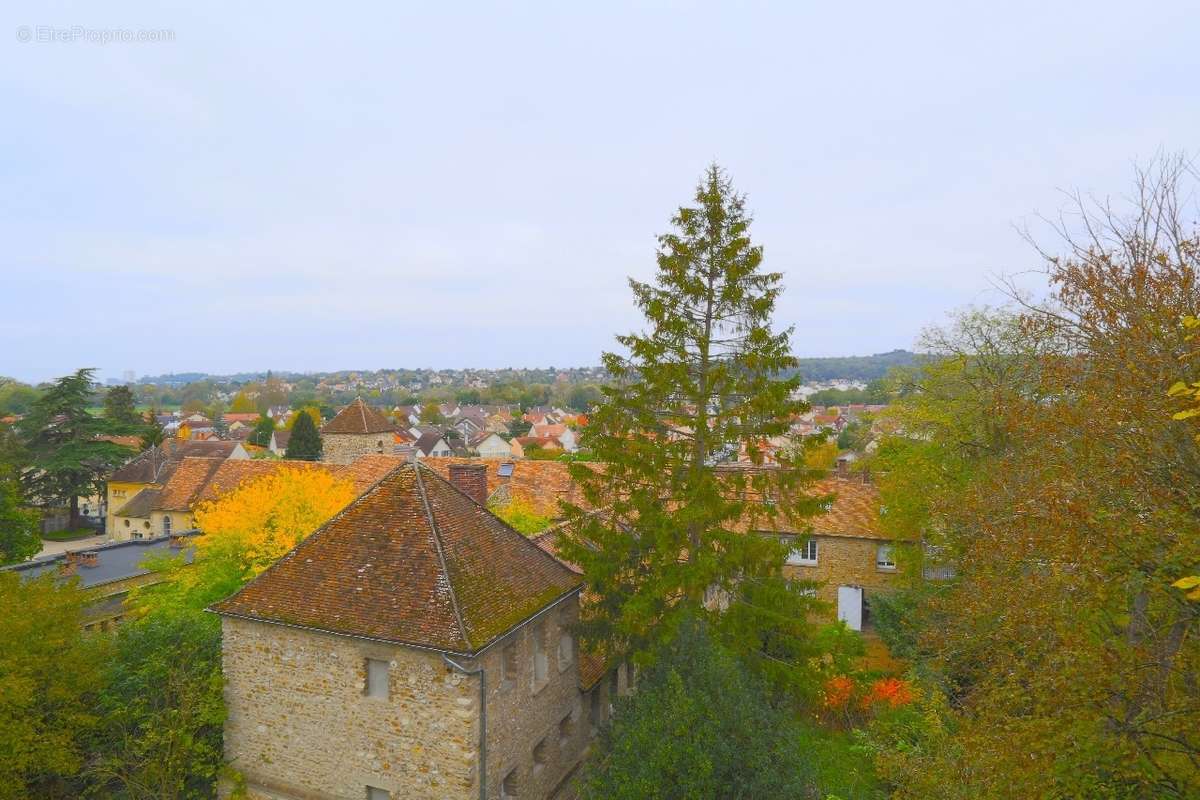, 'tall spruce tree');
560,165,825,668
284,411,322,461
102,385,141,426
20,369,137,527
